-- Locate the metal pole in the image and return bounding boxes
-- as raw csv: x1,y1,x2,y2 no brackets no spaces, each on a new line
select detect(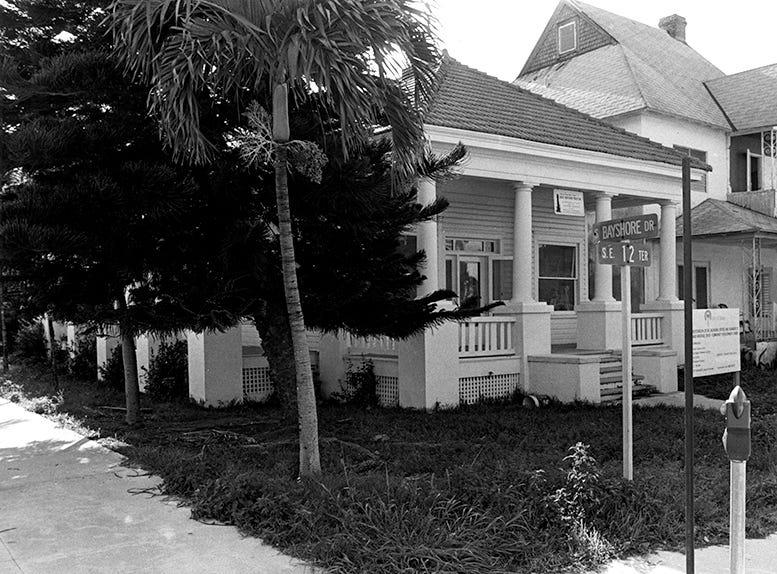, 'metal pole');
730,461,746,574
682,156,695,574
622,262,633,480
